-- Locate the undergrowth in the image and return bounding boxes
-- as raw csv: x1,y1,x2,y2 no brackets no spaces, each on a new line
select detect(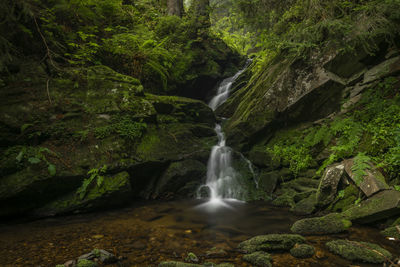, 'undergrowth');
266,77,400,181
